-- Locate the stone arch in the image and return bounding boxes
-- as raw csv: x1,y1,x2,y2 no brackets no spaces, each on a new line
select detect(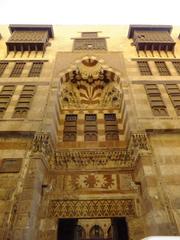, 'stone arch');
89,224,104,239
